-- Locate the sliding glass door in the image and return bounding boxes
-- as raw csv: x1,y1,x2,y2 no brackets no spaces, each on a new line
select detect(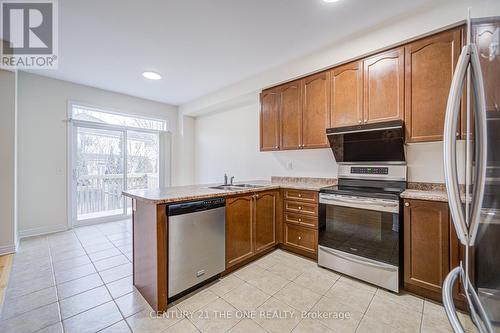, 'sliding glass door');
69,104,165,226
74,126,125,222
